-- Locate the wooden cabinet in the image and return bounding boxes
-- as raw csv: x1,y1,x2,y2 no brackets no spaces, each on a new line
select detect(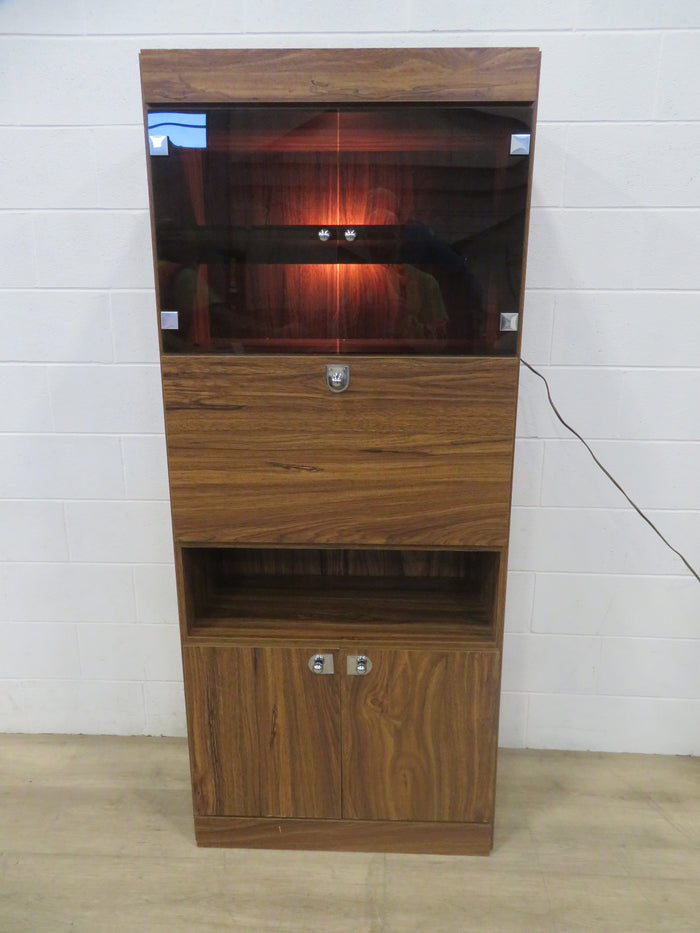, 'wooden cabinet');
140,47,540,854
184,645,498,826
